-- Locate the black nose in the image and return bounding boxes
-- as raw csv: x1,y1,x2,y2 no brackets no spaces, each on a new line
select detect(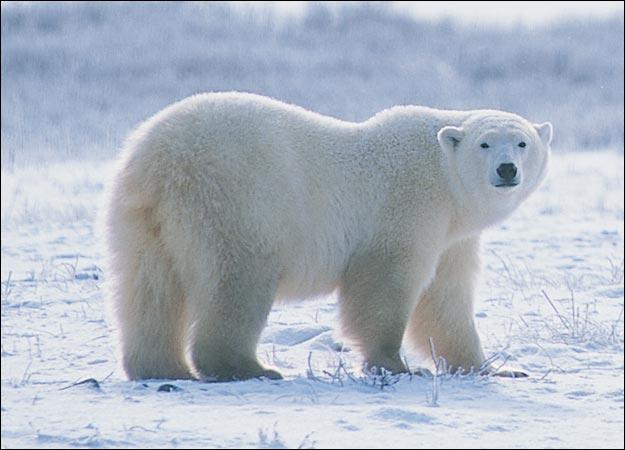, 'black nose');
497,163,517,181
